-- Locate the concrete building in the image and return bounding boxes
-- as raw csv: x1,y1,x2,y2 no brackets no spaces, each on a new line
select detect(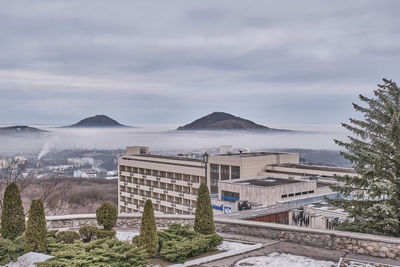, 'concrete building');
218,177,317,209
118,146,355,215
289,202,348,230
